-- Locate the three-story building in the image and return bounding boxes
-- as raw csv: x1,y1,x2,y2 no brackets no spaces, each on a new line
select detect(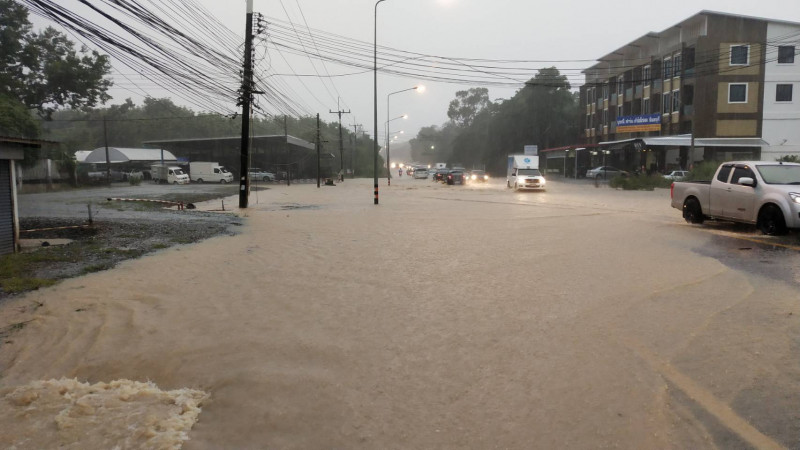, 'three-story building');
579,11,799,173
